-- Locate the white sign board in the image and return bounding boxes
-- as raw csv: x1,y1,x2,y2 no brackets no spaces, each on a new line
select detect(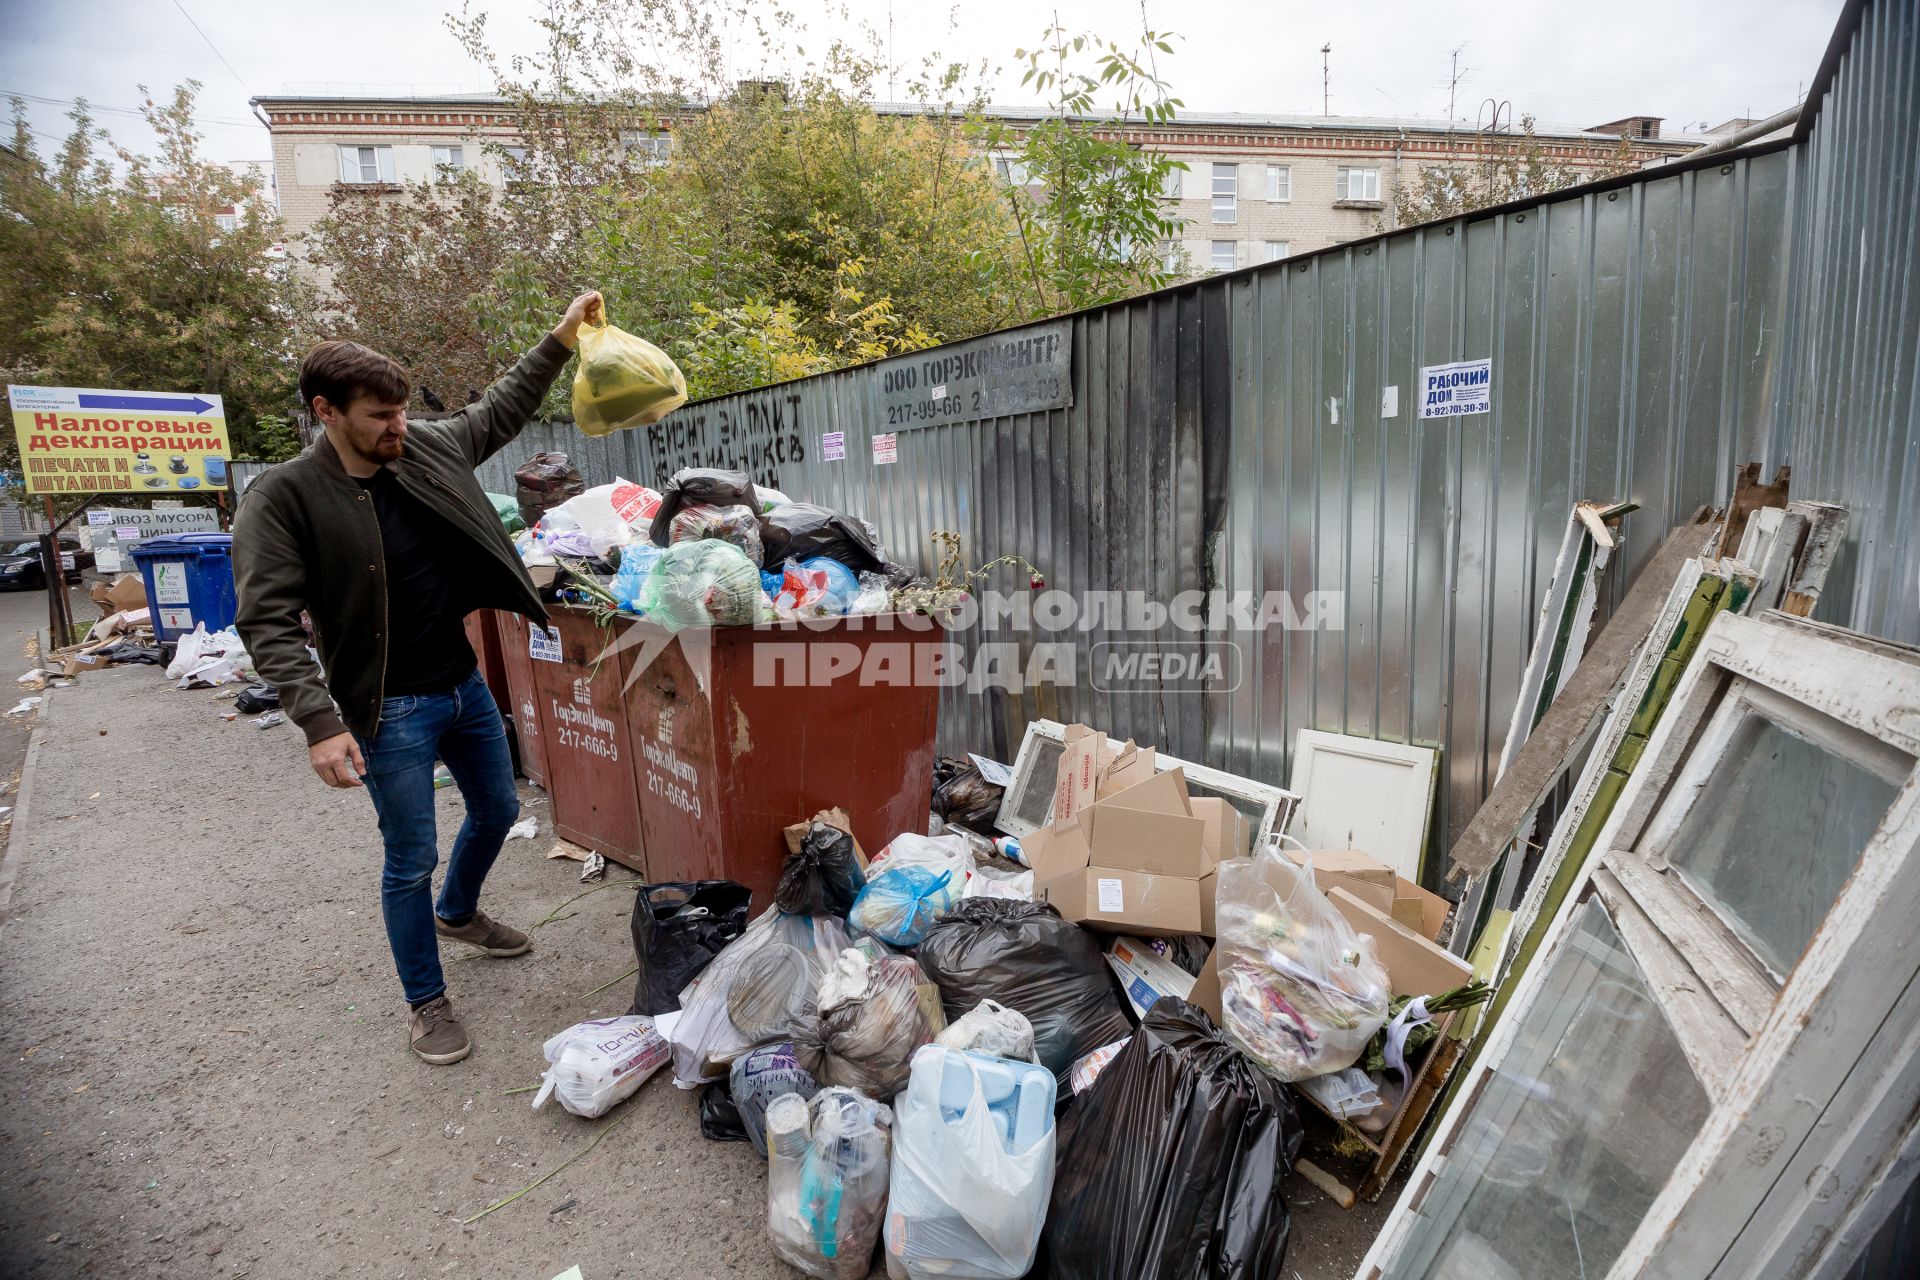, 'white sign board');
821,431,847,462
149,560,191,605
1418,358,1492,419
871,432,898,465
529,624,563,663
85,510,113,526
